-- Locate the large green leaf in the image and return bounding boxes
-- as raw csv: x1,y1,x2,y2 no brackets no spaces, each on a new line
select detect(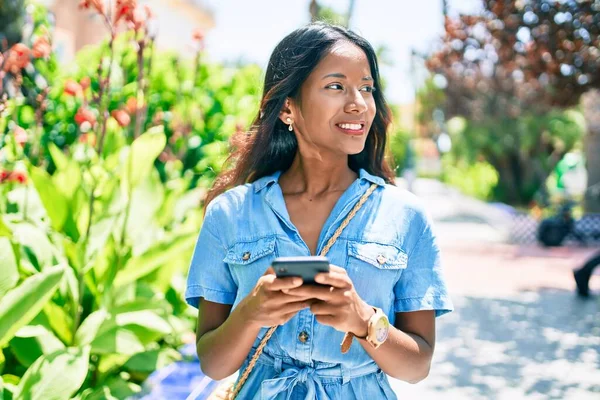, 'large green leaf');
43,302,73,345
115,310,172,338
97,354,129,378
90,327,144,355
0,238,19,297
11,223,56,270
0,217,12,238
13,346,89,400
122,126,166,189
113,232,196,287
0,266,65,348
79,377,140,400
124,348,181,373
52,160,82,201
9,325,65,368
27,165,68,232
75,310,107,346
125,172,165,253
47,143,69,172
7,186,46,222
